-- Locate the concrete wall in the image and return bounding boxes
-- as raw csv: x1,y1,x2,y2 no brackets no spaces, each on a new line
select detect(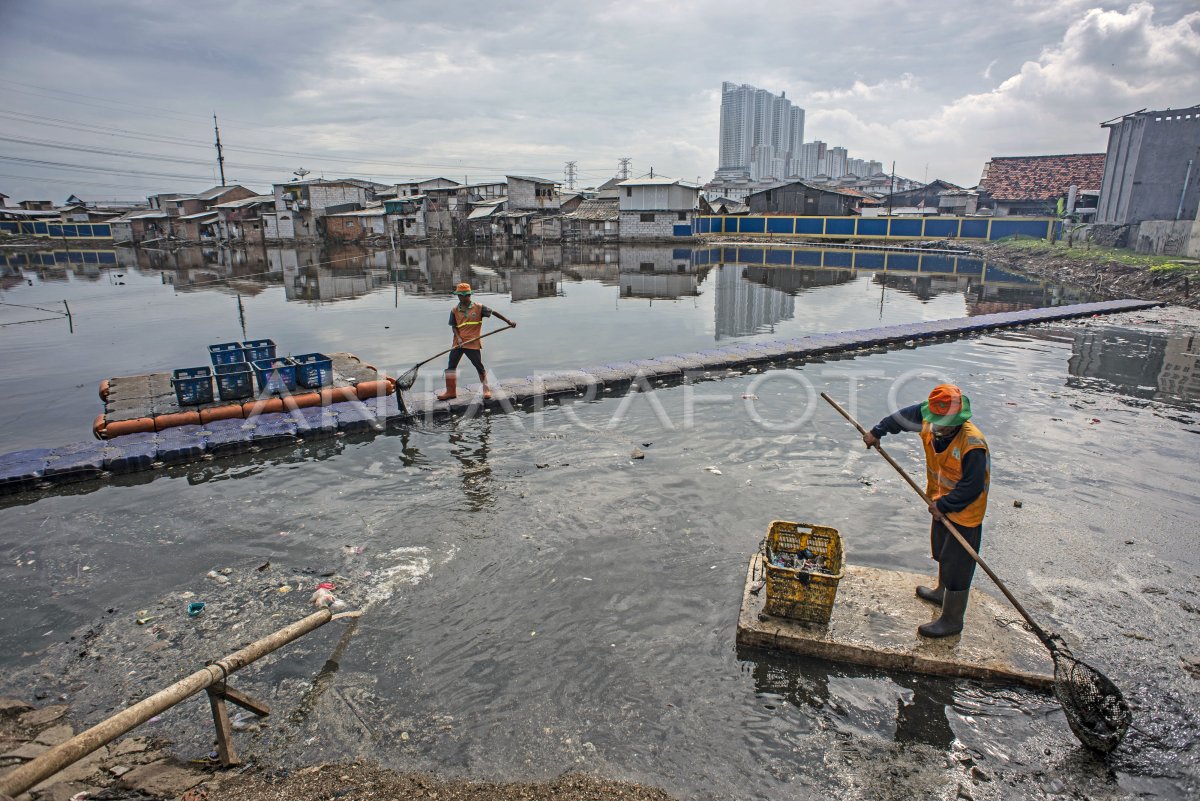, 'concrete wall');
618,211,692,239
1098,111,1200,225
619,184,698,212
507,178,560,211
1132,219,1200,258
